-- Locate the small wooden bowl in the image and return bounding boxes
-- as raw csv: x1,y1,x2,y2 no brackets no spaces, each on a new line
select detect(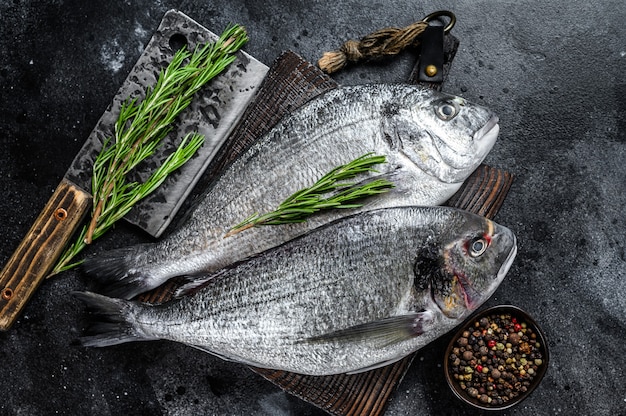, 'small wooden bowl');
444,305,549,410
